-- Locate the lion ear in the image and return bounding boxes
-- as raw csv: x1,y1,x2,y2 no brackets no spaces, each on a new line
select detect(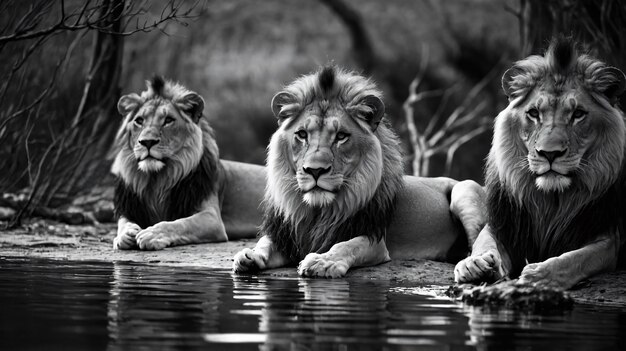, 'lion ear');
117,93,142,116
176,93,205,123
271,91,299,124
501,66,524,99
599,67,626,106
360,95,385,131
